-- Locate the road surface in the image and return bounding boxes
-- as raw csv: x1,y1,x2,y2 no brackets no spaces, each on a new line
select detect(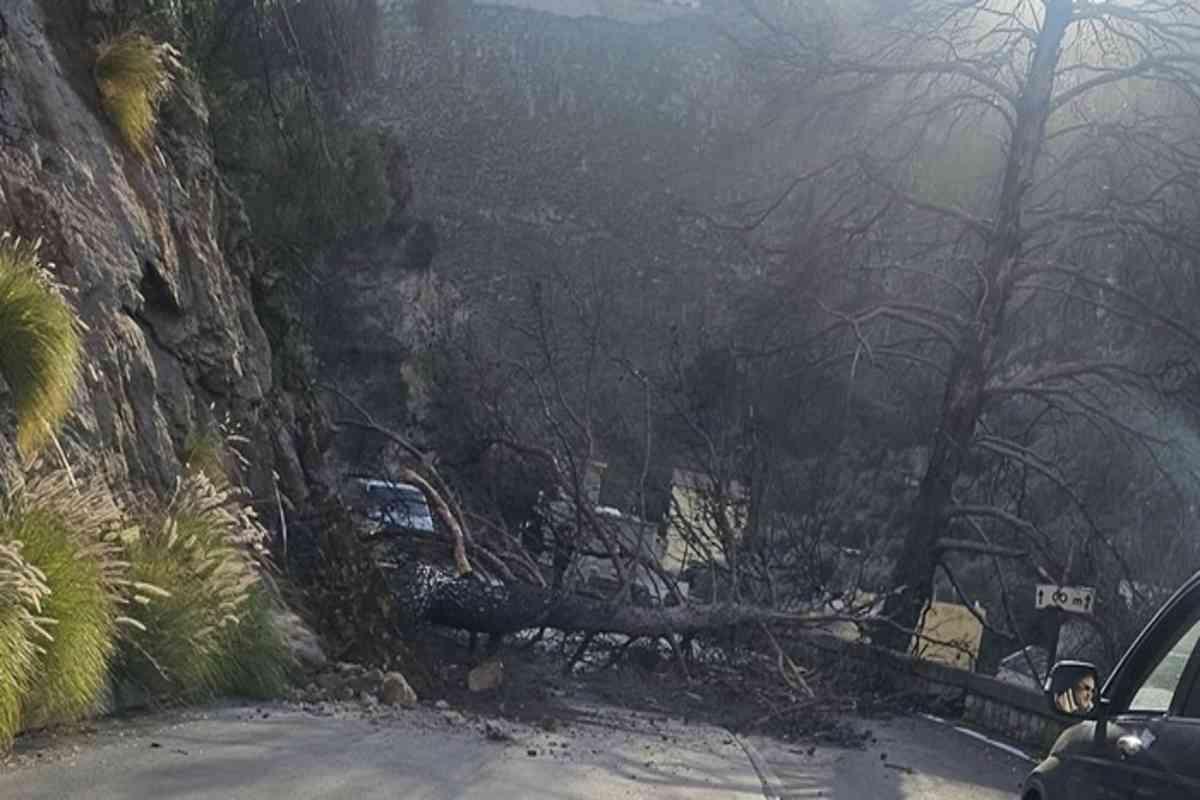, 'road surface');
0,702,1029,798
750,713,1029,799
